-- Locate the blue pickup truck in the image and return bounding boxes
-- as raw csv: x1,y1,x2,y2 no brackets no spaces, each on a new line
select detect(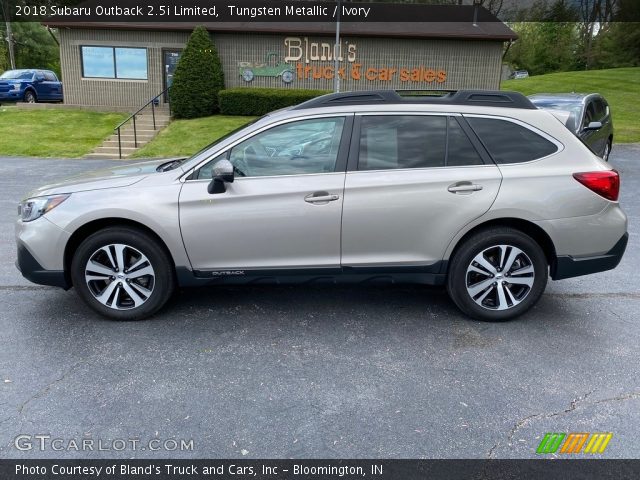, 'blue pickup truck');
0,69,63,103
